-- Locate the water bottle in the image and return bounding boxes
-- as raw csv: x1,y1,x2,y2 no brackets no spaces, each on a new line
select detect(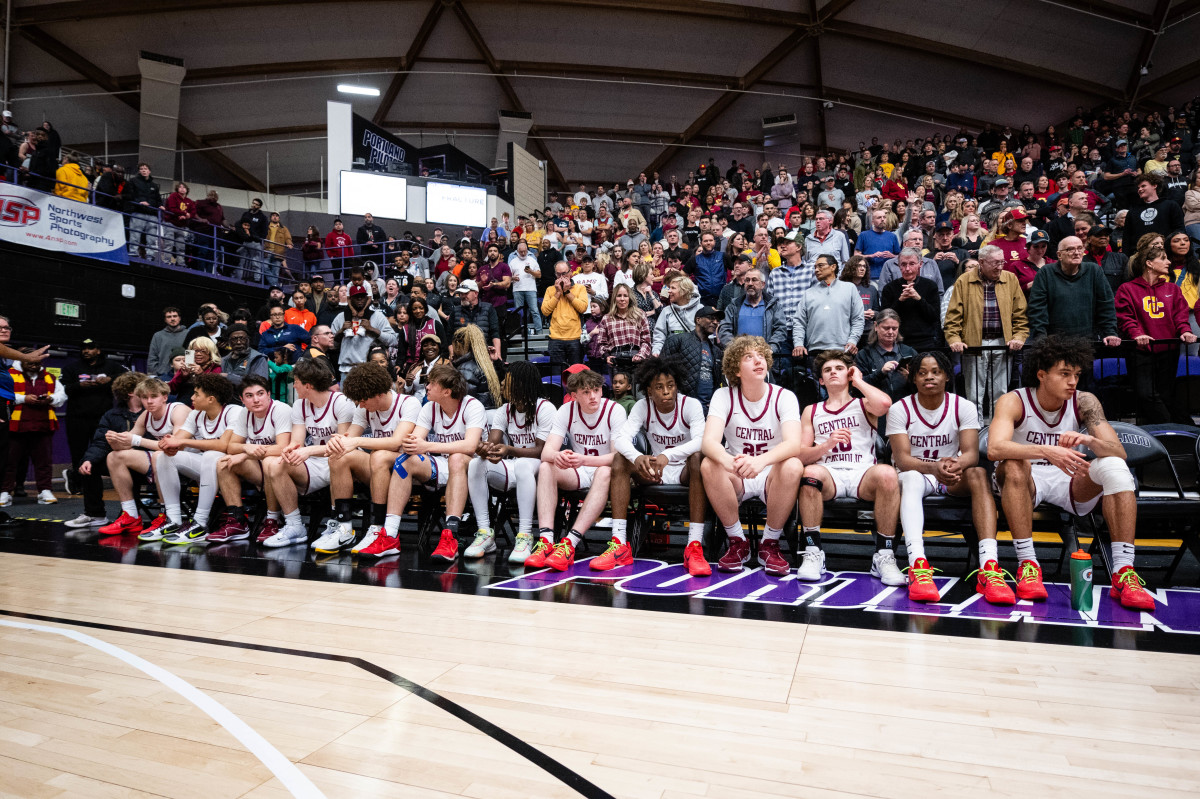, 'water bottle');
392,453,424,479
1069,549,1094,612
